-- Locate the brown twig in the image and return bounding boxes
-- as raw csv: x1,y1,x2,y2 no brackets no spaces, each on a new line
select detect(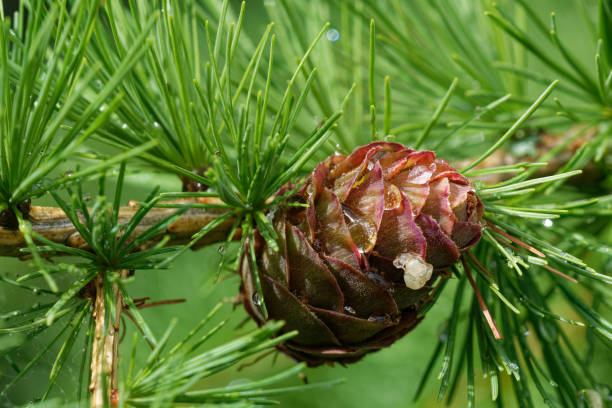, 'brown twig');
89,274,106,408
484,221,578,283
110,270,128,406
136,298,186,309
0,198,236,257
89,270,129,407
466,251,494,278
455,125,600,184
237,349,276,370
123,309,155,350
461,255,503,340
541,264,579,283
486,221,546,258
